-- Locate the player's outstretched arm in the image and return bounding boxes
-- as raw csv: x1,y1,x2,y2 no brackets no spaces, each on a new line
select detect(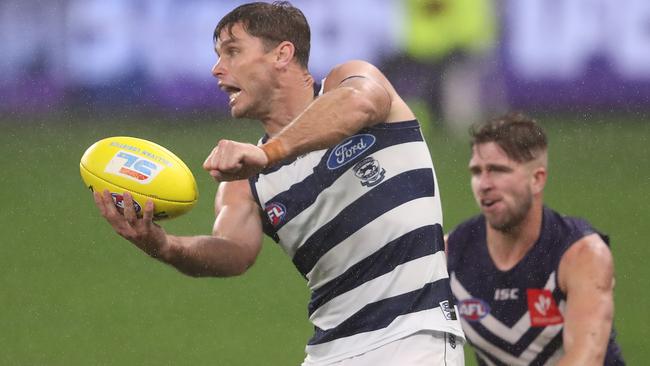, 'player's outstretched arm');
260,60,415,168
556,233,615,365
94,180,263,277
